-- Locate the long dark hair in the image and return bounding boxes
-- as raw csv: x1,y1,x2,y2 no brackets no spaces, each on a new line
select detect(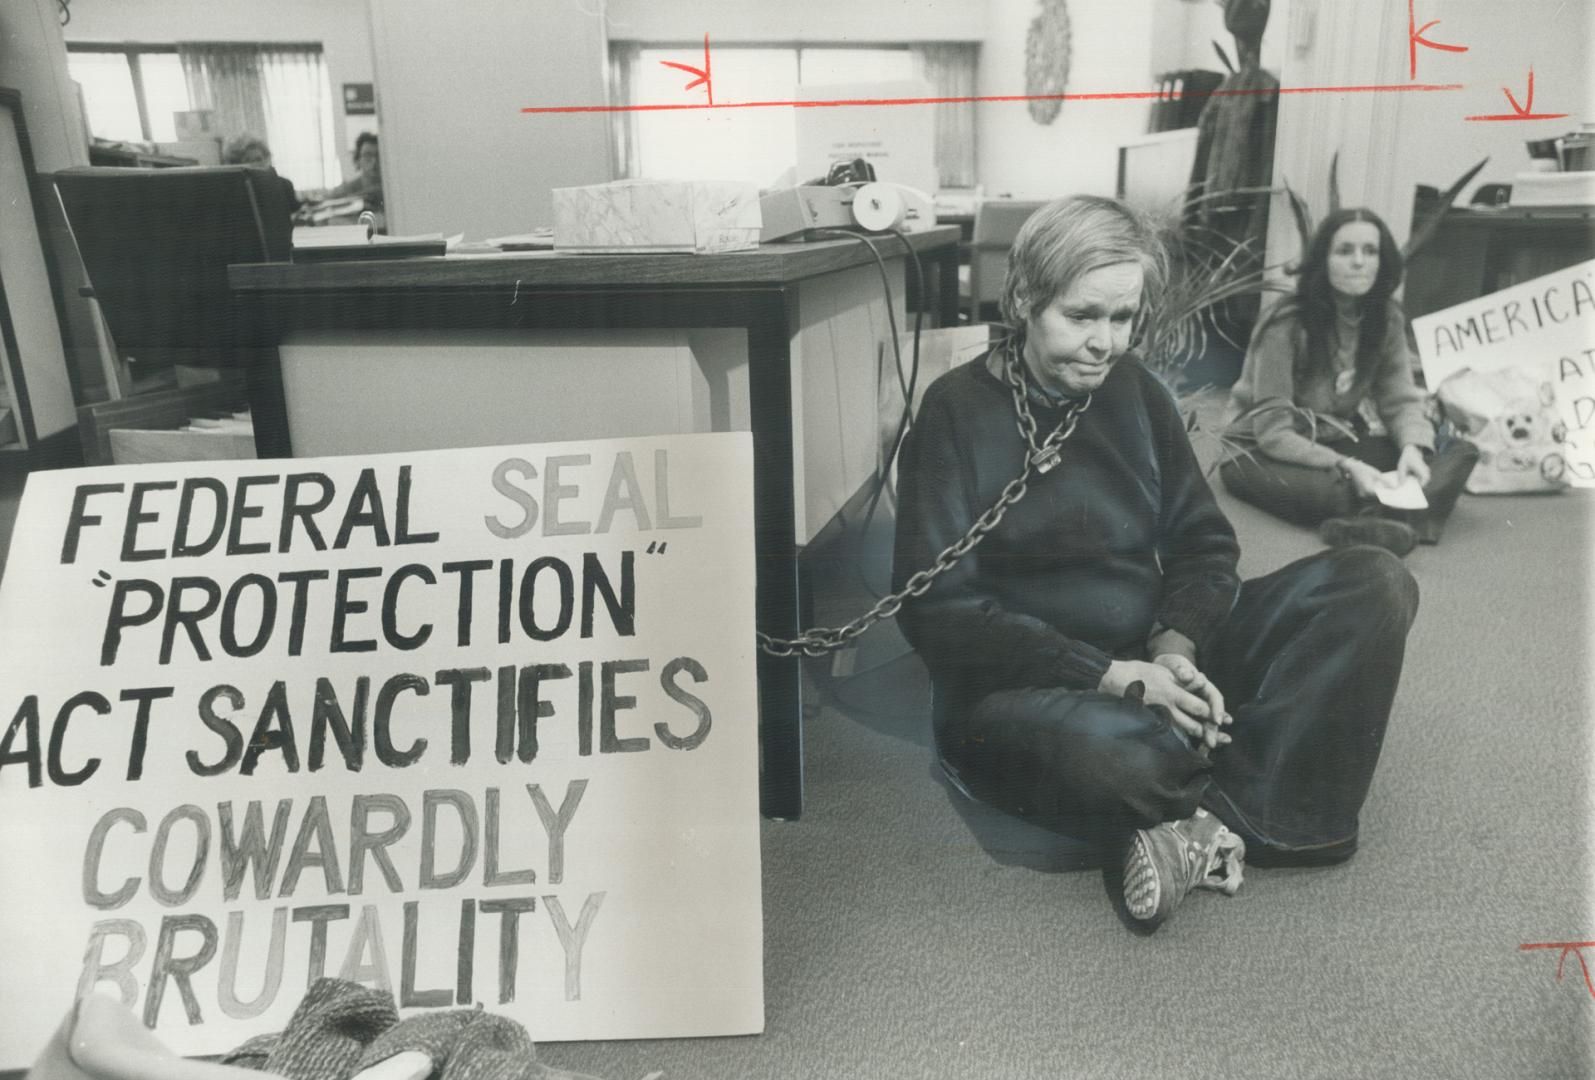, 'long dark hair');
1285,207,1404,387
